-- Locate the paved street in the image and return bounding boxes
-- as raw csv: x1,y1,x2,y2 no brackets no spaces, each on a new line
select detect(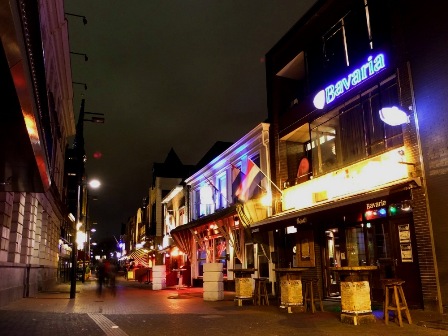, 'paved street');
0,277,447,336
